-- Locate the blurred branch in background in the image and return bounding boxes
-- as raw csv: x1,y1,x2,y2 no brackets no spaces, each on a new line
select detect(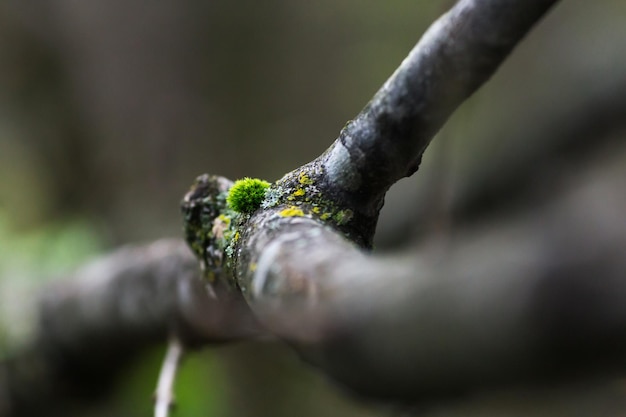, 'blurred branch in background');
1,240,260,416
